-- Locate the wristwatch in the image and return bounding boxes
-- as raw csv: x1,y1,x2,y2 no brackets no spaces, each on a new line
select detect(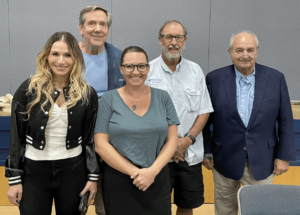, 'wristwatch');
184,133,196,145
